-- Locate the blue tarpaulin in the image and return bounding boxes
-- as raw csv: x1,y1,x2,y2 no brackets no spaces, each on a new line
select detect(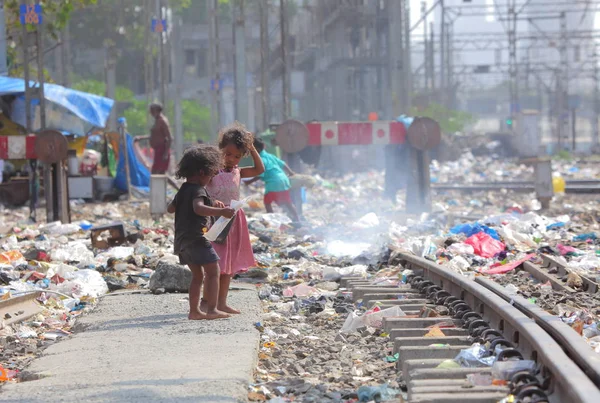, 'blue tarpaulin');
115,133,150,193
0,76,114,130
